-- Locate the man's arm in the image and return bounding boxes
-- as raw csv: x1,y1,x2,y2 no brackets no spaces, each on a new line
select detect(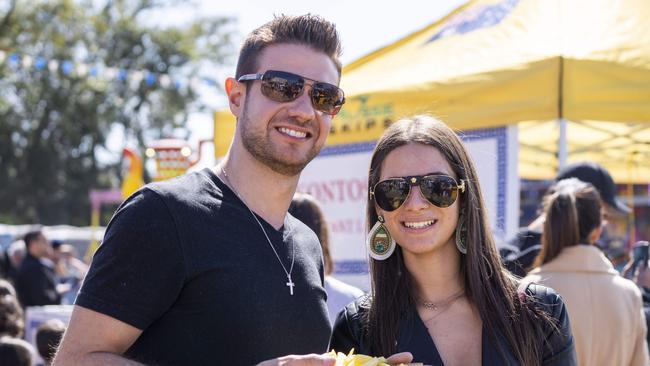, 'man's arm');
52,305,143,366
